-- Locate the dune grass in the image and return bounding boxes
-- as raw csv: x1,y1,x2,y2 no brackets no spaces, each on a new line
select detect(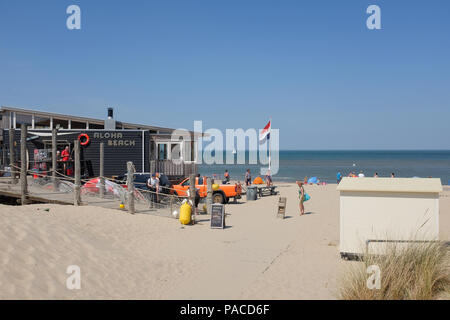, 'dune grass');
339,241,450,300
